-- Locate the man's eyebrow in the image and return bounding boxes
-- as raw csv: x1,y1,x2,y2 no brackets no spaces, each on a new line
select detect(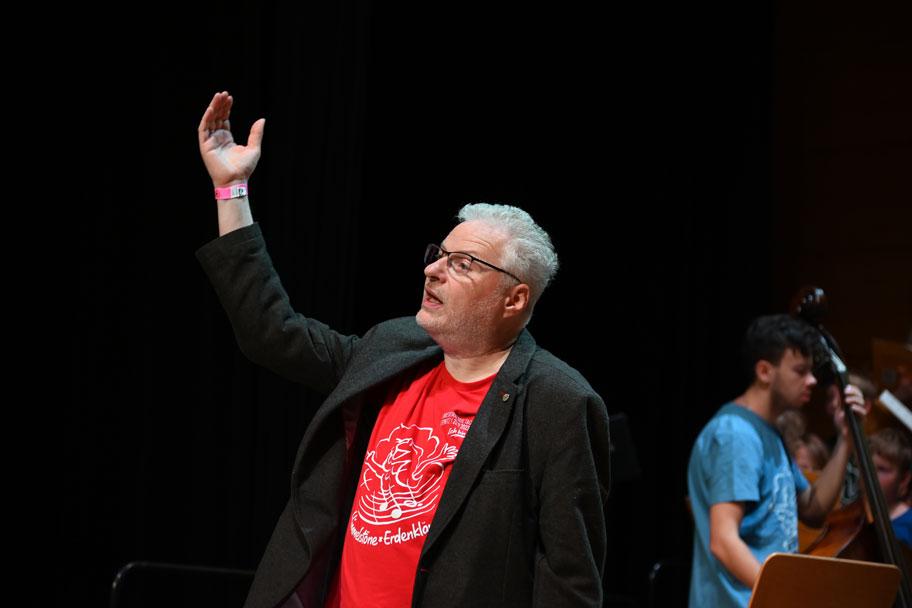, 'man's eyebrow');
442,243,481,257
